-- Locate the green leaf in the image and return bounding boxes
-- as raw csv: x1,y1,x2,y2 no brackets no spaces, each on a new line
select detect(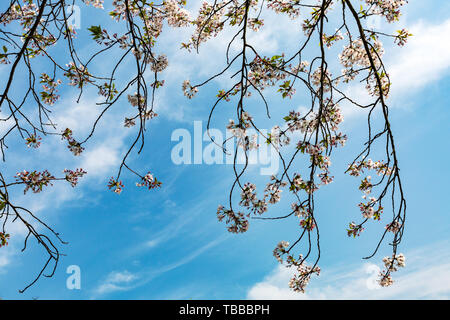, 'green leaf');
87,25,102,40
